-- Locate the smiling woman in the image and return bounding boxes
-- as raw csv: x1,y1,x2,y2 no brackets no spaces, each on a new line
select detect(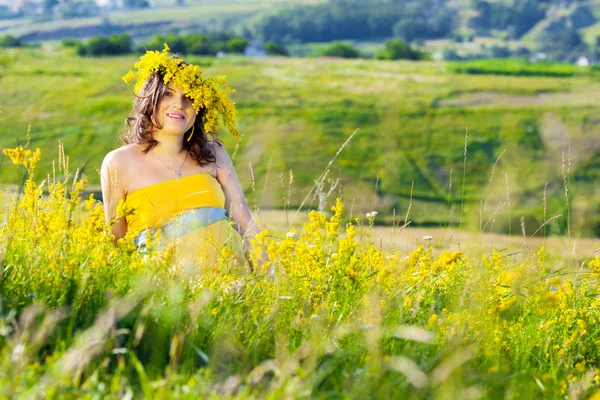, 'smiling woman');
100,44,263,273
